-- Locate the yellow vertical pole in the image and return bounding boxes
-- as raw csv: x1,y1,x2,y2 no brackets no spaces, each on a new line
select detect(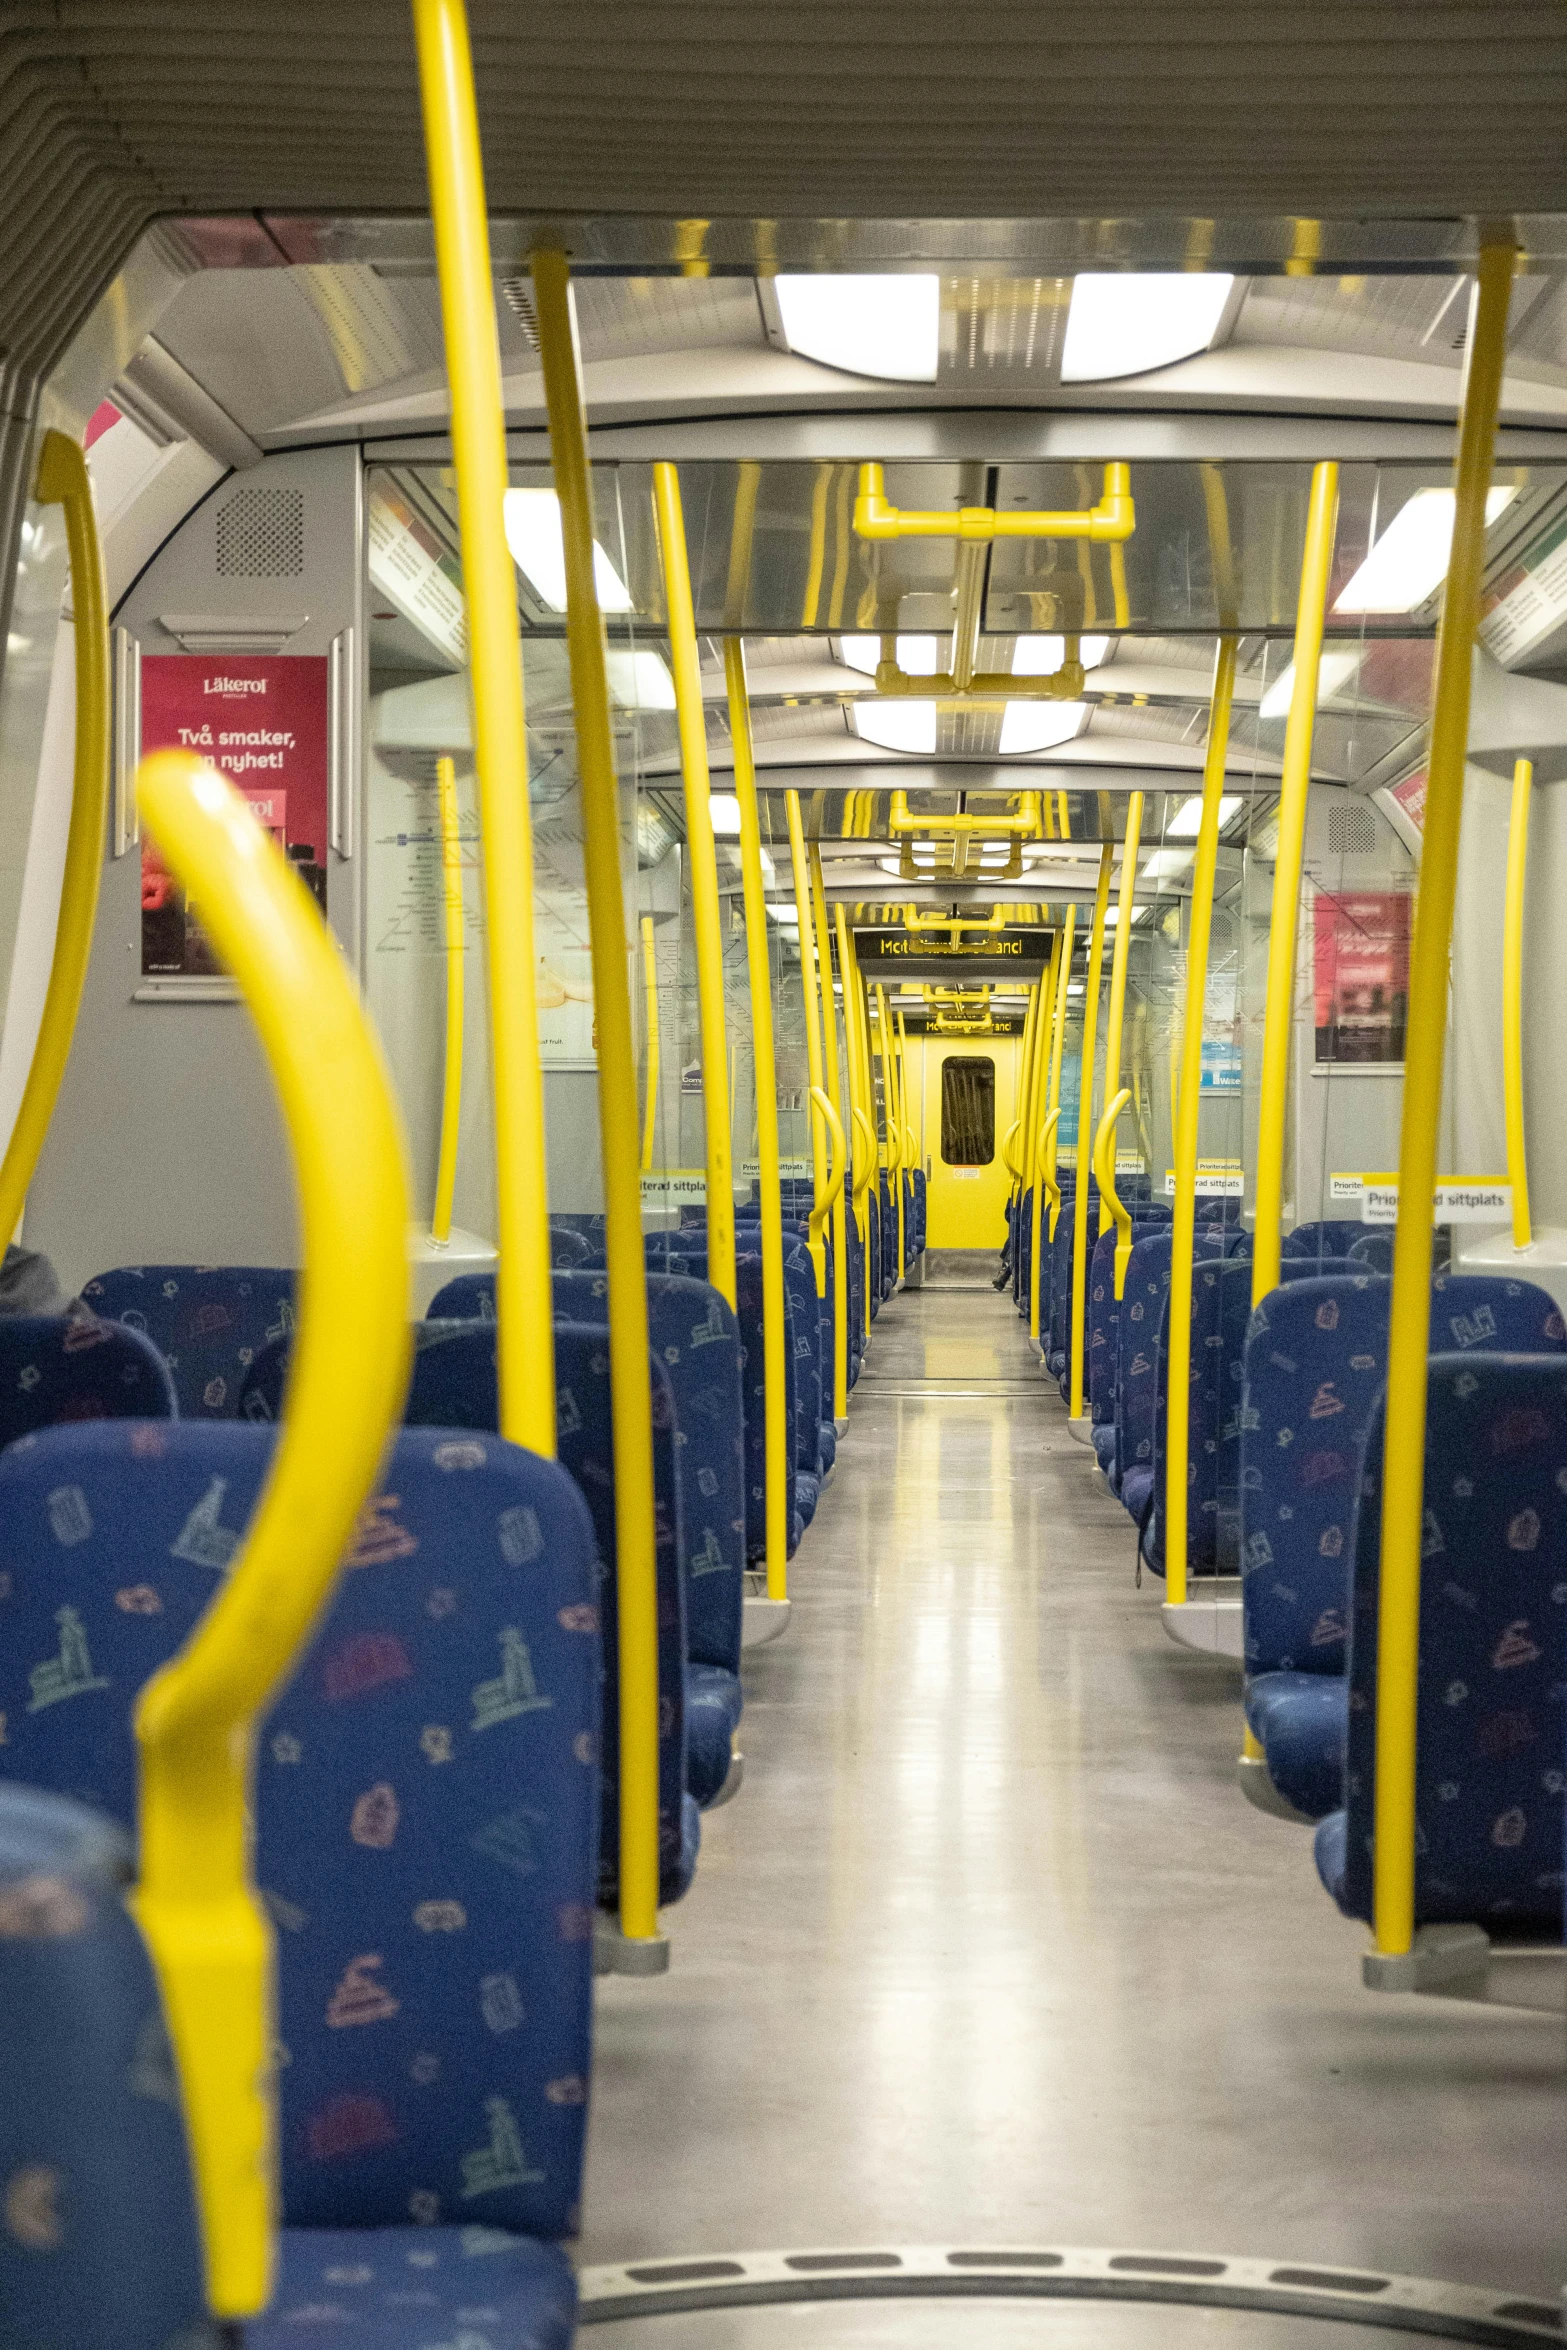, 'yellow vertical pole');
892,1004,907,1279
1374,241,1515,1959
1070,845,1114,1417
532,246,664,1952
785,790,829,1296
1251,459,1340,1307
431,754,465,1246
653,461,735,1309
639,914,660,1173
1029,930,1063,1340
838,906,874,1344
412,0,554,1451
1011,983,1040,1200
873,983,894,1196
1045,905,1075,1237
1098,789,1145,1233
810,845,850,1416
1503,756,1534,1252
1165,635,1239,1608
727,639,790,1593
